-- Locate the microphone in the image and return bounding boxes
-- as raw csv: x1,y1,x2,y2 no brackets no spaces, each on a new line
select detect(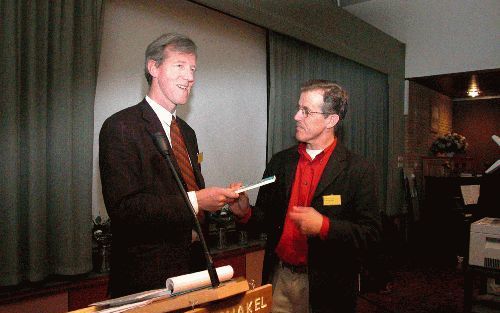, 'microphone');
152,132,220,288
152,132,171,156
